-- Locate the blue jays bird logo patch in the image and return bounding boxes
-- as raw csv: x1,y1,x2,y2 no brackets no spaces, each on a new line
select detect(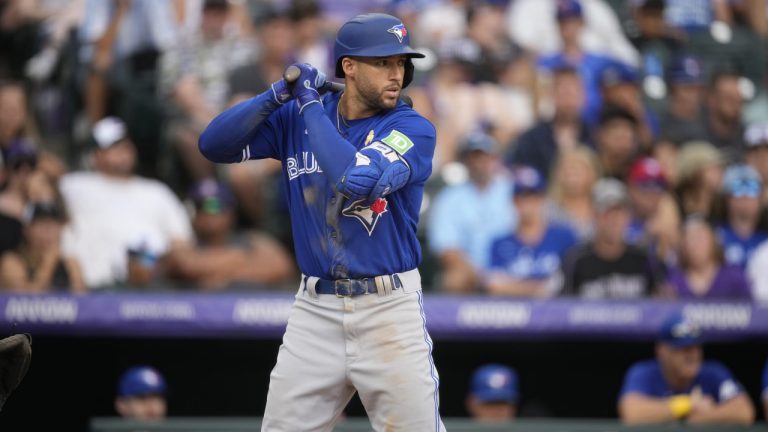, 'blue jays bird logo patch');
342,198,388,235
387,24,407,43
